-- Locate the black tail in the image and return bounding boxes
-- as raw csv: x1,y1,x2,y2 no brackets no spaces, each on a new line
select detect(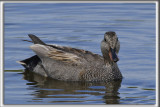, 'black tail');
28,34,46,45
17,55,41,71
